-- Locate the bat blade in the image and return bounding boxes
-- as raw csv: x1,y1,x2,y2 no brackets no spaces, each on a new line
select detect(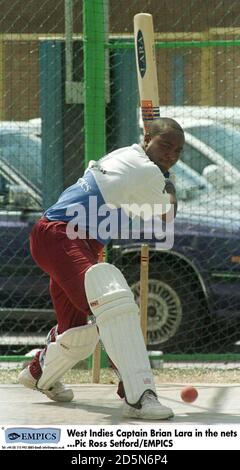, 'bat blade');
134,13,160,138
